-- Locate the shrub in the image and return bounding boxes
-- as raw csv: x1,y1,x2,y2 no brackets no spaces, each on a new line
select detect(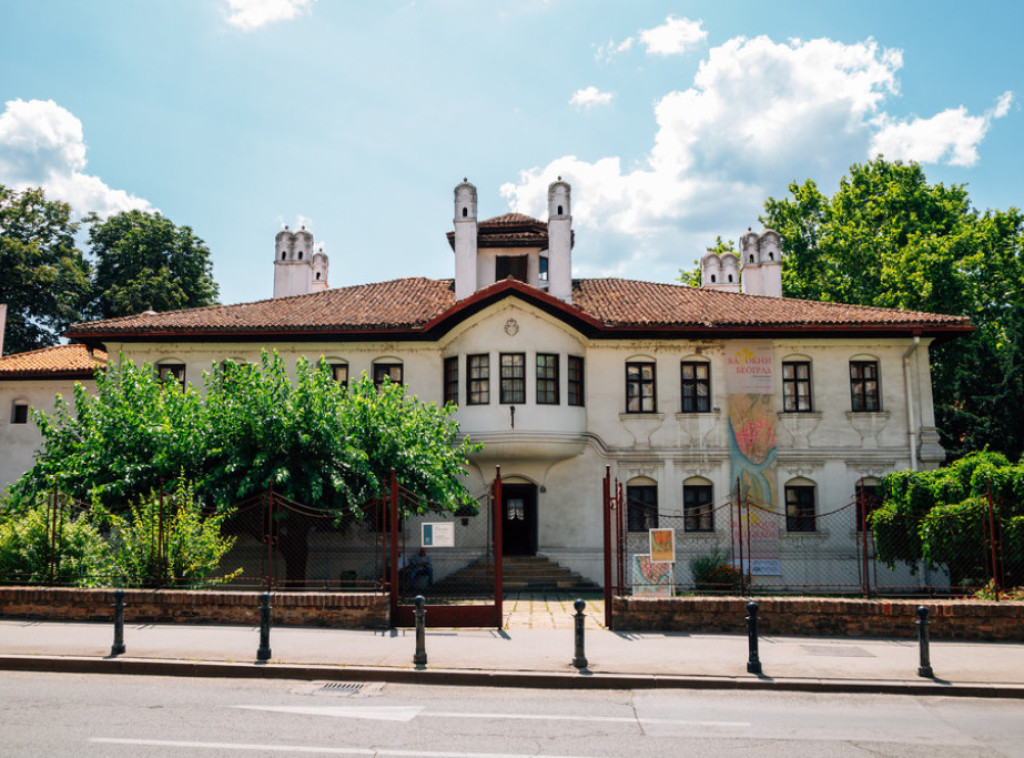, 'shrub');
689,548,743,593
0,500,111,586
